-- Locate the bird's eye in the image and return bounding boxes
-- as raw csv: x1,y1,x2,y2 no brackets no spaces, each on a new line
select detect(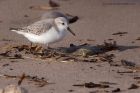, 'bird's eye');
62,23,65,25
